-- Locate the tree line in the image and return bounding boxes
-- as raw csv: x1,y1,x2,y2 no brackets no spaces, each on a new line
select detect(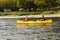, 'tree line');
0,0,60,12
